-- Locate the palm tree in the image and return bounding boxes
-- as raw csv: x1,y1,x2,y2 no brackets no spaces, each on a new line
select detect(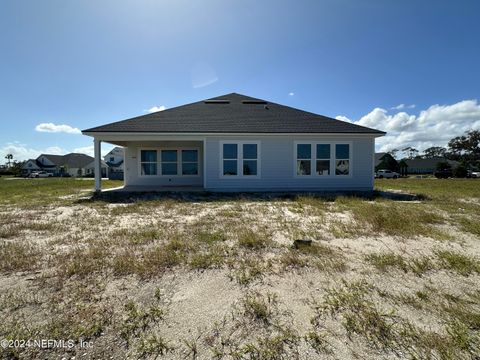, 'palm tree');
5,154,13,167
